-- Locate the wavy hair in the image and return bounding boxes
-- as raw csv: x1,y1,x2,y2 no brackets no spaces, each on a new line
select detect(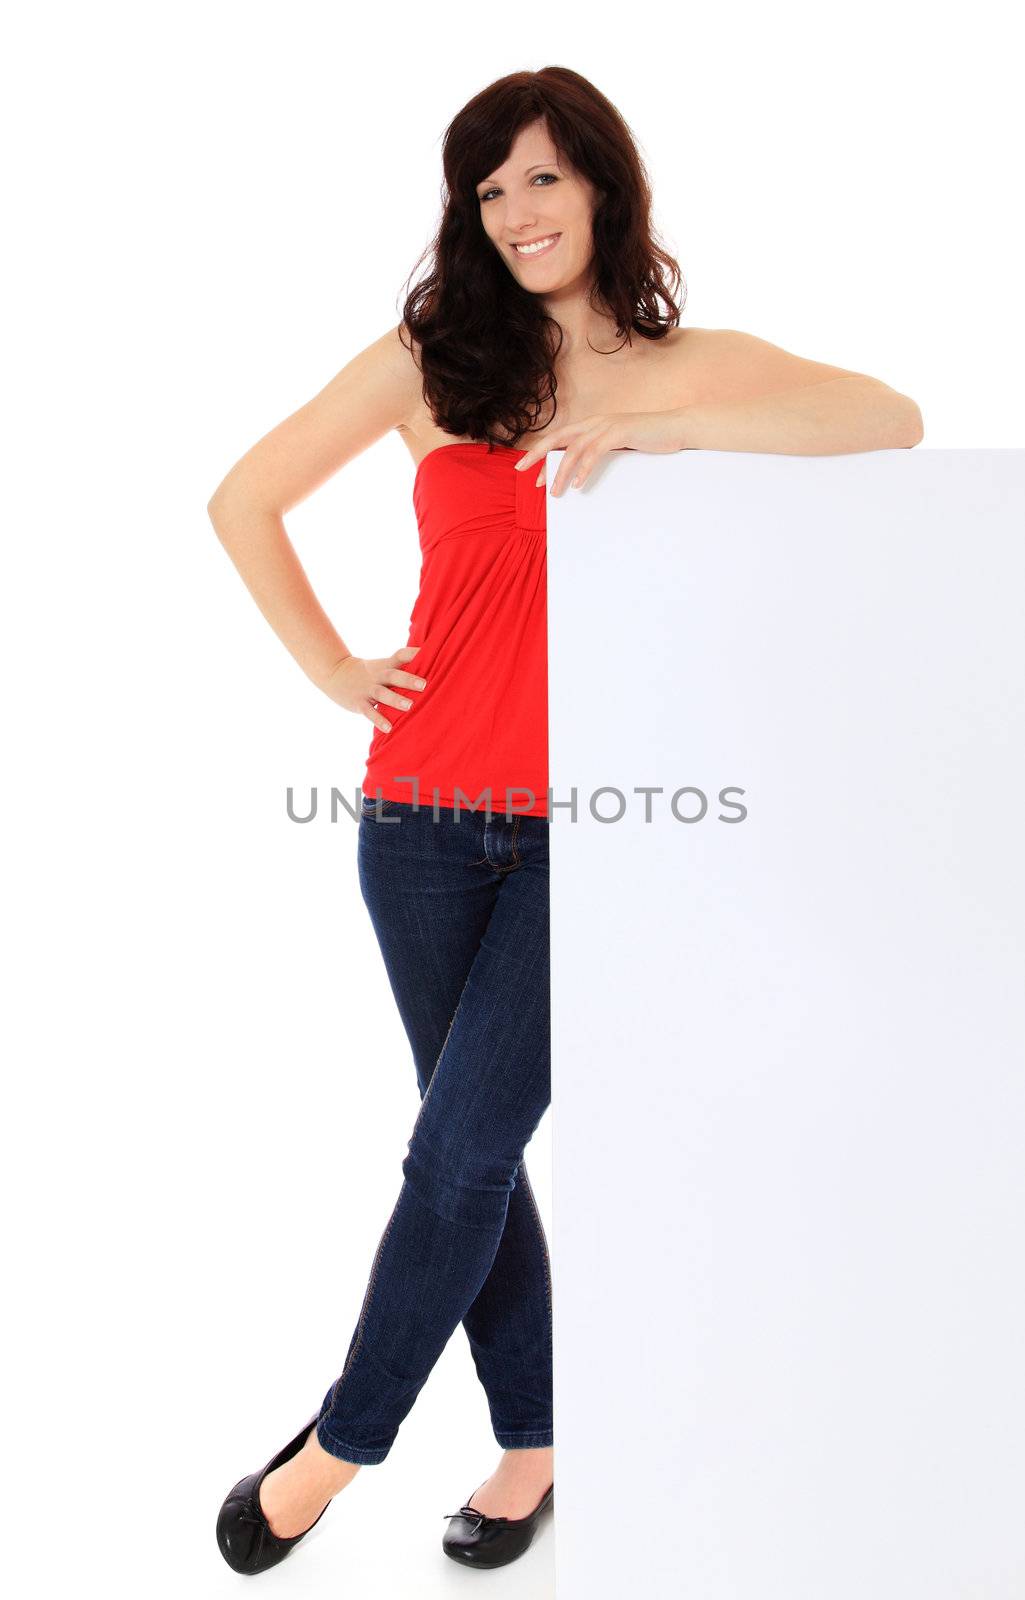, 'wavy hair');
399,66,686,449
